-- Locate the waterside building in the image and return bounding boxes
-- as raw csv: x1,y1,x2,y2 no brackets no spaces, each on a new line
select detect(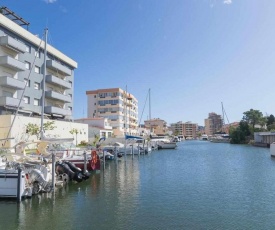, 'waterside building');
0,7,88,147
171,121,197,139
204,112,223,136
144,118,168,136
86,88,138,137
